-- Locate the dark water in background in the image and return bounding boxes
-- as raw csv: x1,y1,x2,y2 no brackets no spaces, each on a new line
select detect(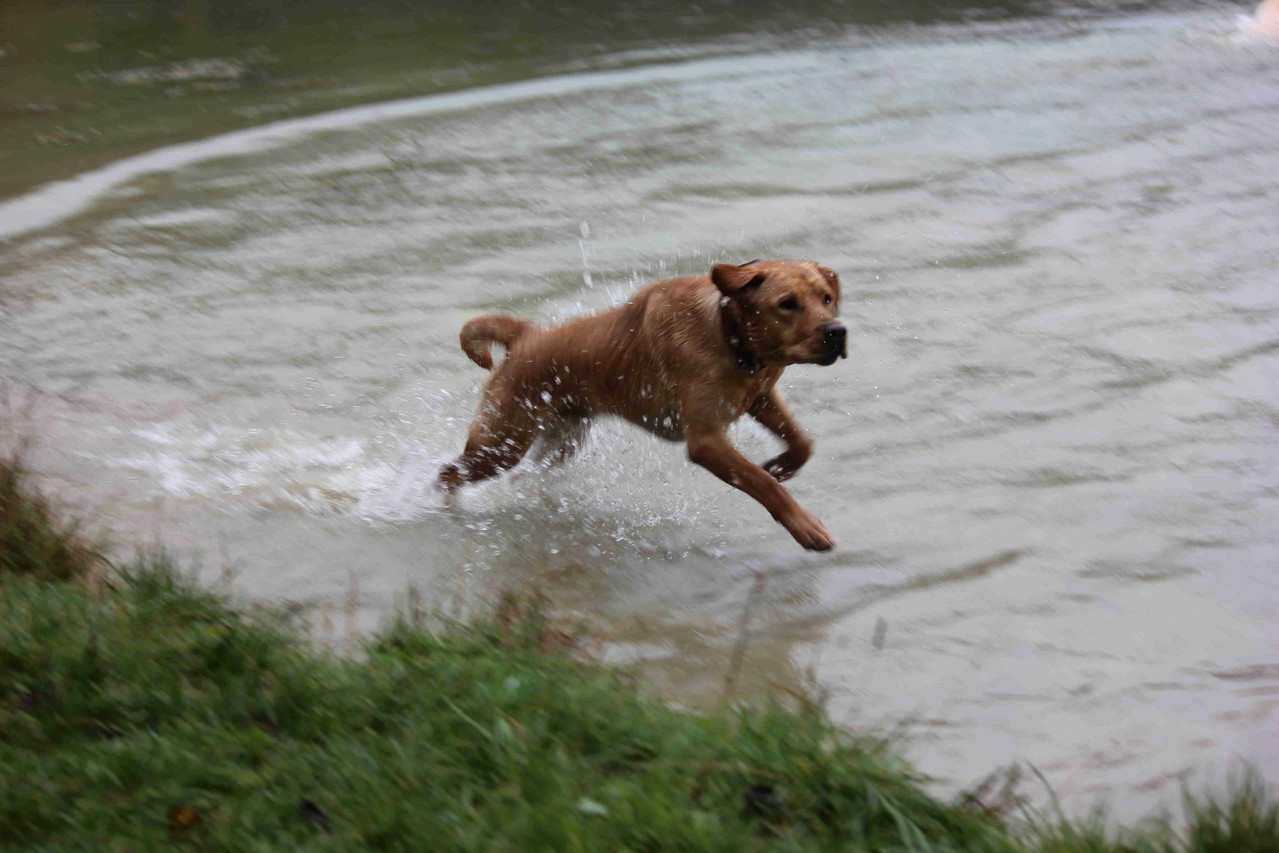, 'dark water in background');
2,0,1277,818
0,0,1205,199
